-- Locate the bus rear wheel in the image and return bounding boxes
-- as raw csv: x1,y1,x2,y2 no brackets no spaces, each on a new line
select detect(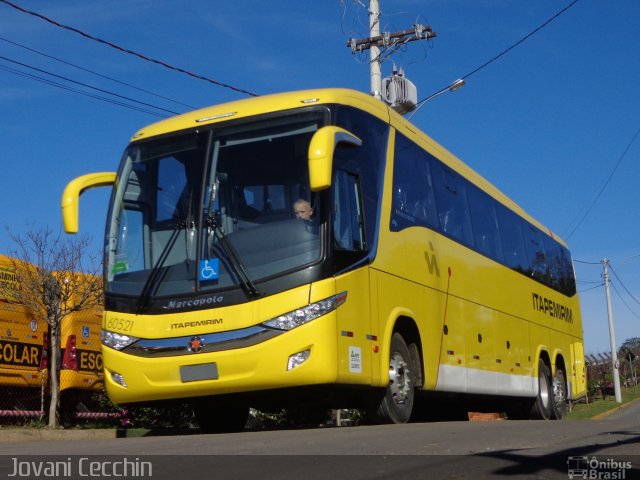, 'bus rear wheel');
371,333,415,424
550,368,568,420
192,397,249,433
529,359,553,420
